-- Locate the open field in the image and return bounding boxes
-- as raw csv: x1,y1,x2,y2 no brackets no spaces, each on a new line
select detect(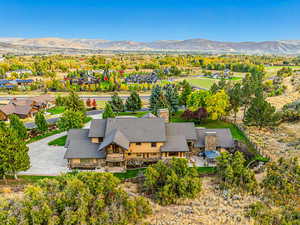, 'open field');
186,78,217,89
